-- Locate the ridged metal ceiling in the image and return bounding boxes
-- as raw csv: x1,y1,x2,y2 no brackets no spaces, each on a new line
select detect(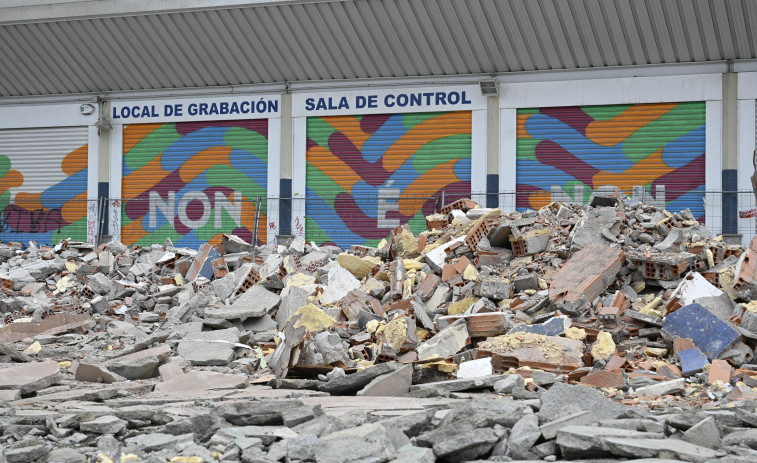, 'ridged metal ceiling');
1,0,756,97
